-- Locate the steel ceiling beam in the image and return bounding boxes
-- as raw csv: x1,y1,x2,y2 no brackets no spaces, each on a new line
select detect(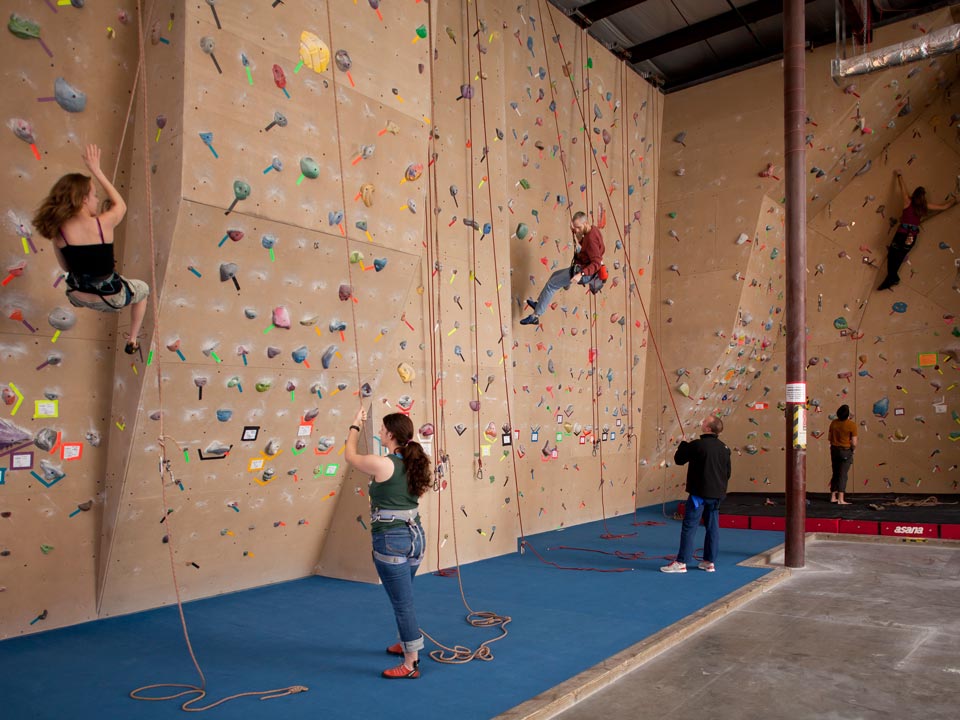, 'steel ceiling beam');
624,0,818,63
570,0,654,27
